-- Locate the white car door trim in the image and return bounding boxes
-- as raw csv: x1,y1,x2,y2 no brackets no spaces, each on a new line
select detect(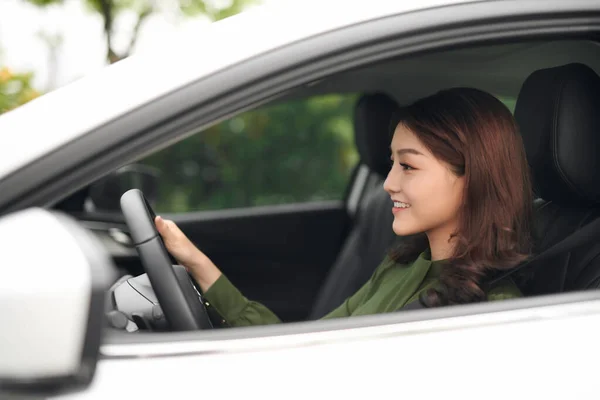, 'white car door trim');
101,296,600,359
